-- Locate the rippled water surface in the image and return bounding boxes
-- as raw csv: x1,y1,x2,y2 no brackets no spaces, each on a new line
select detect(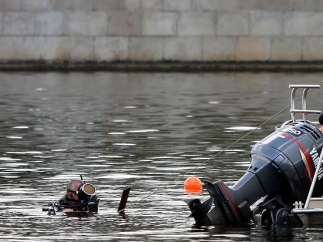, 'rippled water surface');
1,72,323,241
